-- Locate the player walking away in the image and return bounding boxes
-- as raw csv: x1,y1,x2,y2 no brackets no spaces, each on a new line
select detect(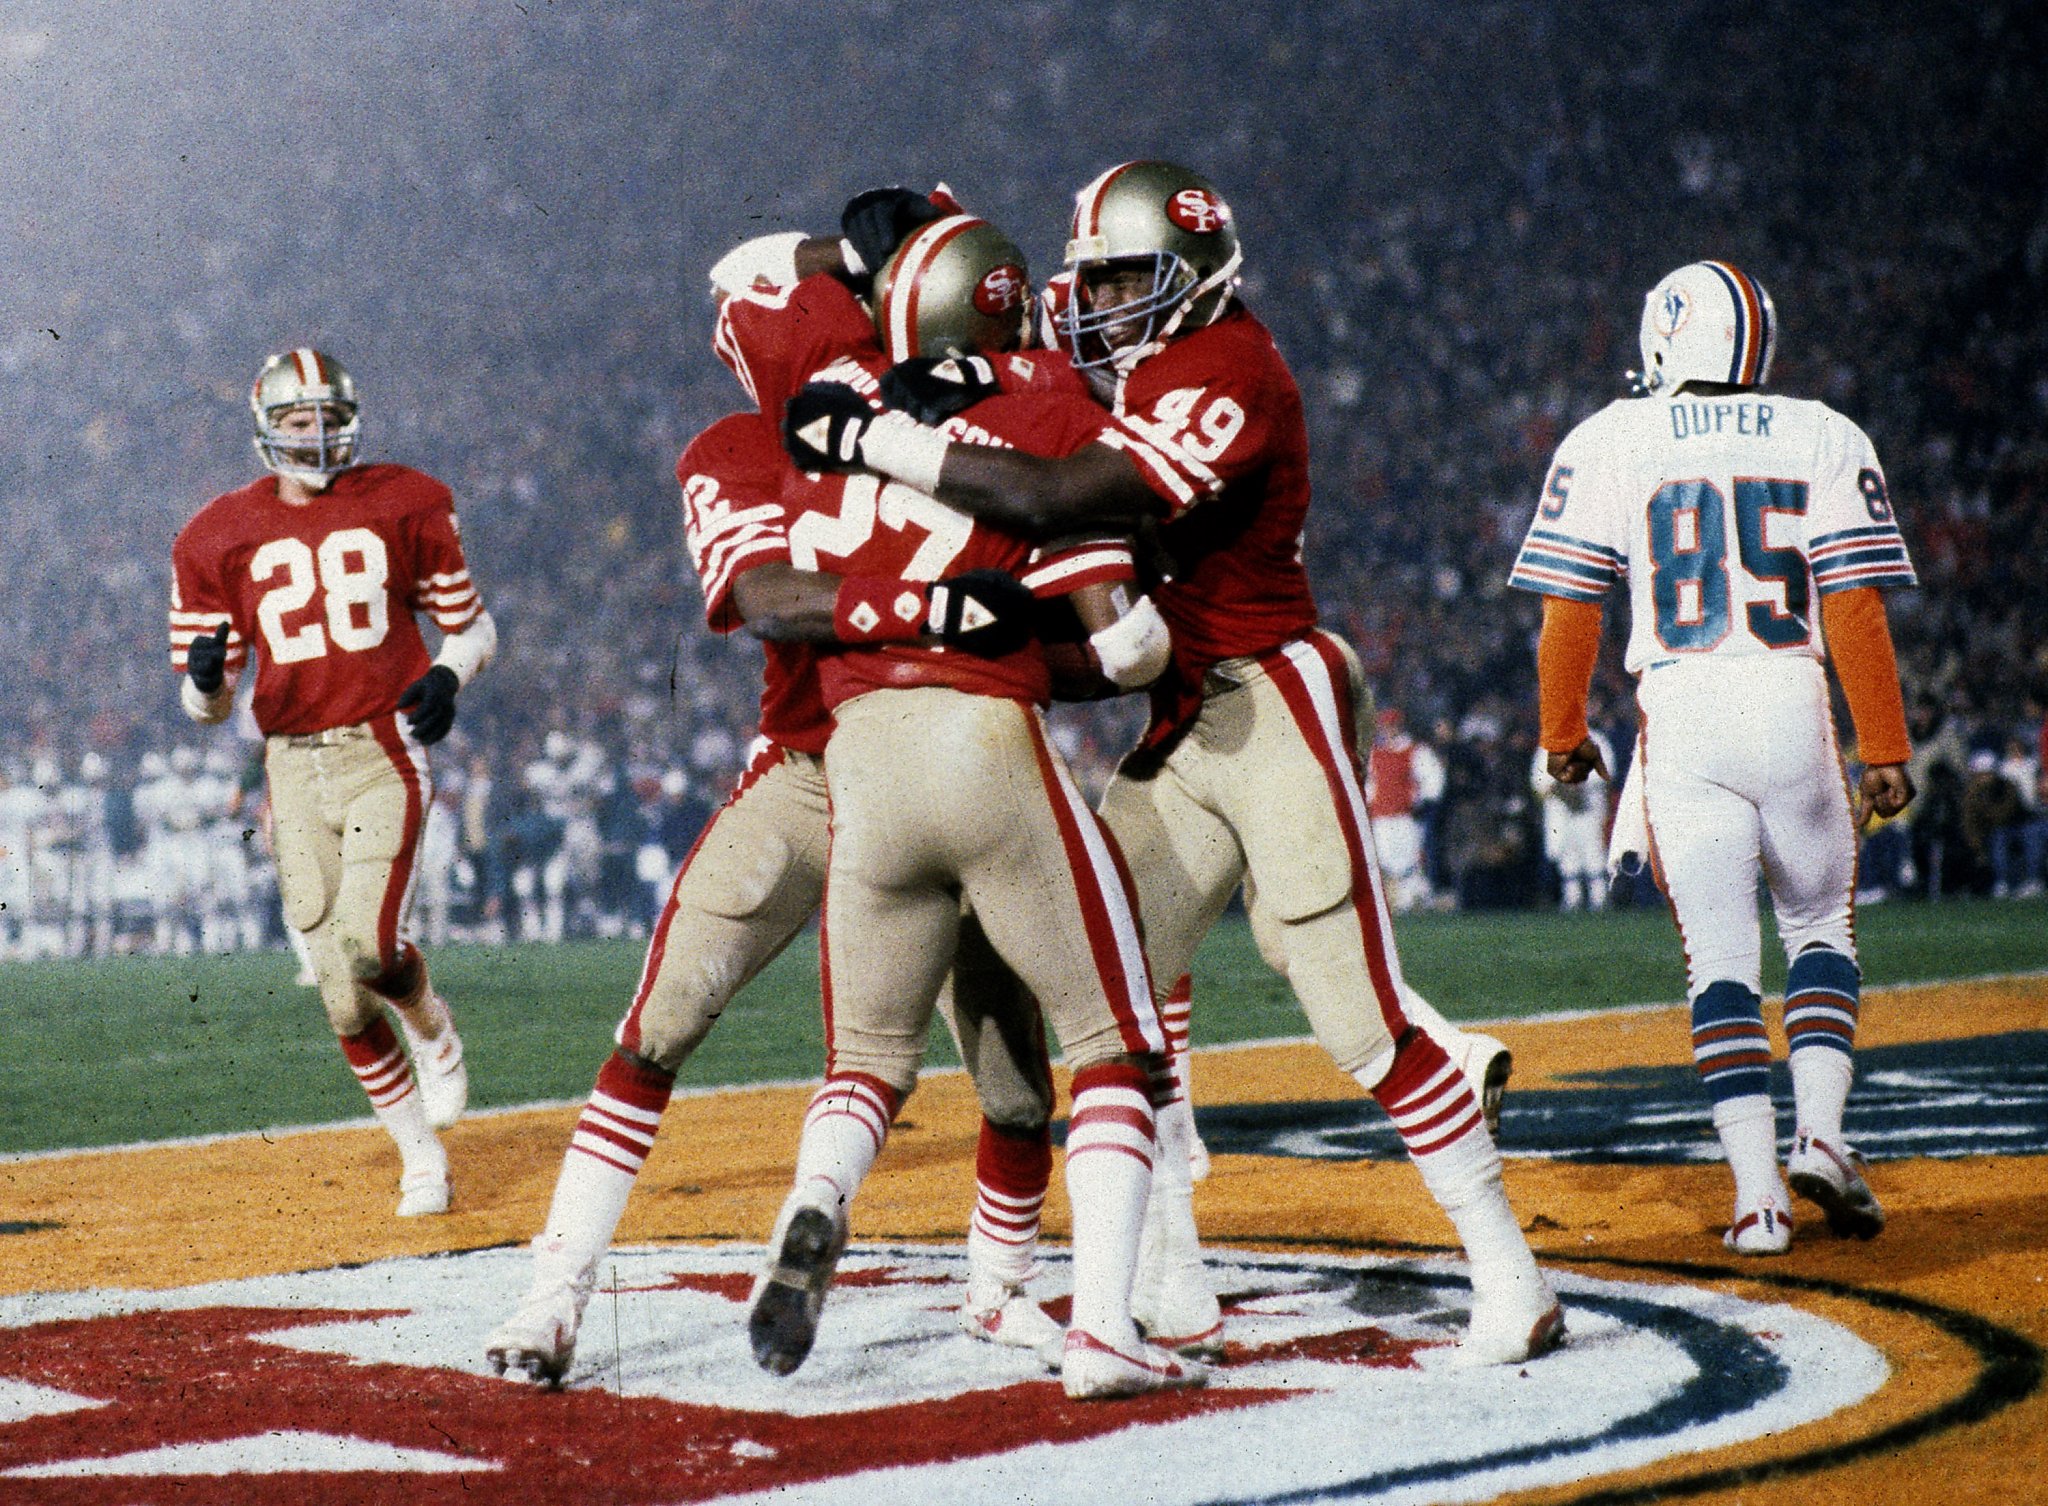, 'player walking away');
171,349,494,1218
1513,262,1917,1254
1531,727,1615,910
486,208,1145,1391
786,161,1561,1367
